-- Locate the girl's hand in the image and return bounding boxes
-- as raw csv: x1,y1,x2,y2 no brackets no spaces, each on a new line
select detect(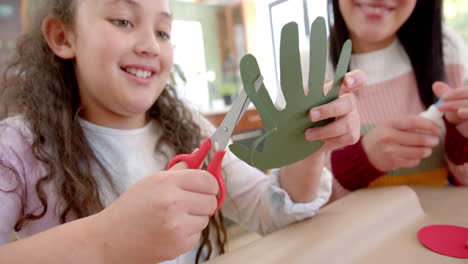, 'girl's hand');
90,163,218,264
433,81,468,137
280,70,365,203
362,116,442,172
305,70,366,153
